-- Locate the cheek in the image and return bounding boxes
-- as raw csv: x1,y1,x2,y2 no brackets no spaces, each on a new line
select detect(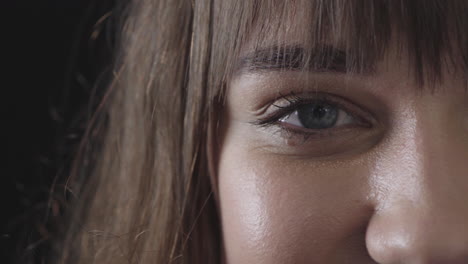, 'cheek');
218,140,375,263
